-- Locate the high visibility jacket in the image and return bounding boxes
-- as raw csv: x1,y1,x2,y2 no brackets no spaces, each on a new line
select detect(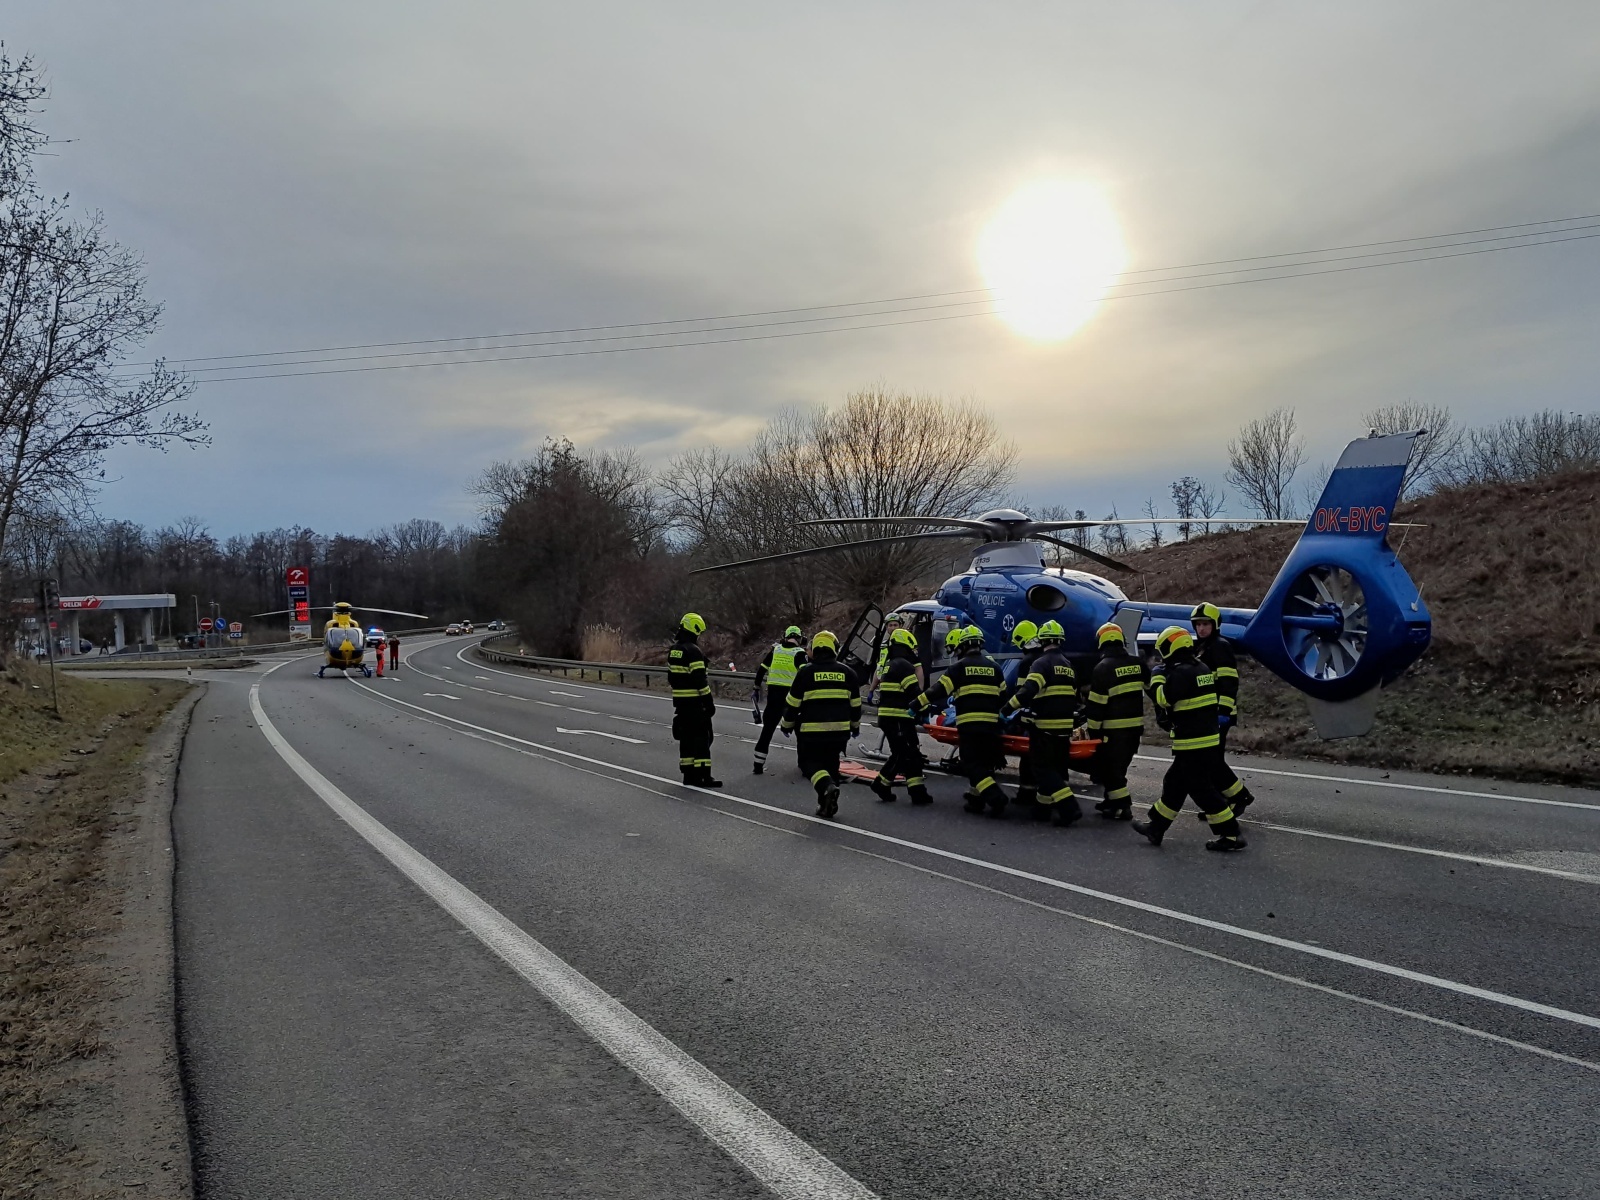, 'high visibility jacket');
1086,647,1147,733
1149,652,1220,751
668,636,713,712
758,641,805,690
917,650,1003,725
782,653,863,734
1005,647,1080,732
1195,633,1240,717
876,651,921,725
